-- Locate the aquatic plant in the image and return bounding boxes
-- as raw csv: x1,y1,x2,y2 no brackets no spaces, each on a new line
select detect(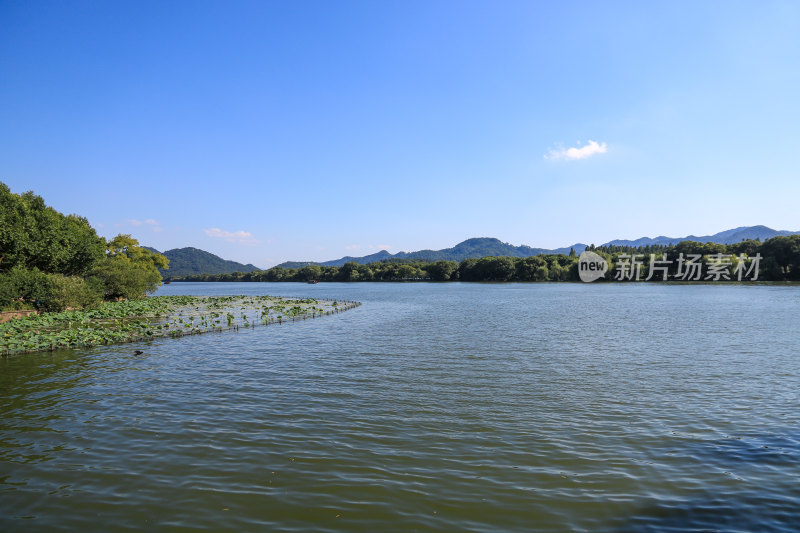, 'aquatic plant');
1,295,361,356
